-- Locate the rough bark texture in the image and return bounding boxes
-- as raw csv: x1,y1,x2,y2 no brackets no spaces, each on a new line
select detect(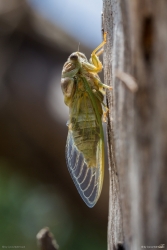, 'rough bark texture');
103,0,167,249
